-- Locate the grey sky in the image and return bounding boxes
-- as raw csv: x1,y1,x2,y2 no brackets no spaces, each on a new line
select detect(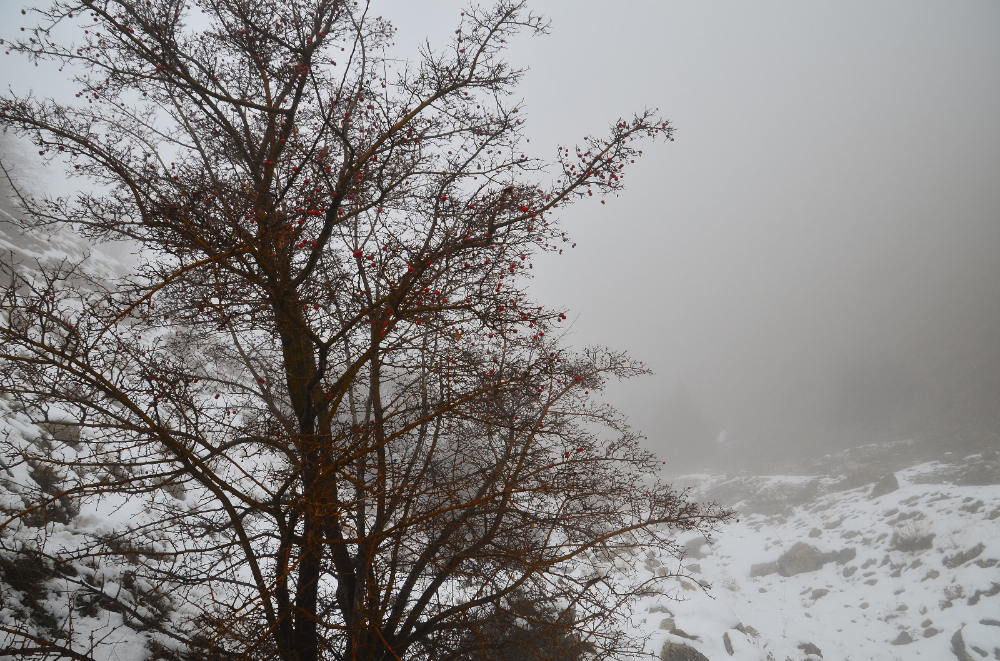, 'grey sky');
3,1,999,468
